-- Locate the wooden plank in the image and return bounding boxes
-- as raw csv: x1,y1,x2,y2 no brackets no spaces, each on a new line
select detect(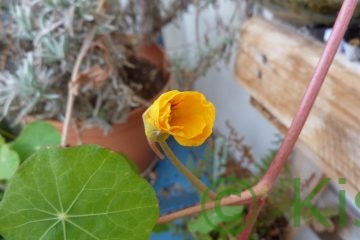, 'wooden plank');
235,17,360,197
250,97,288,134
